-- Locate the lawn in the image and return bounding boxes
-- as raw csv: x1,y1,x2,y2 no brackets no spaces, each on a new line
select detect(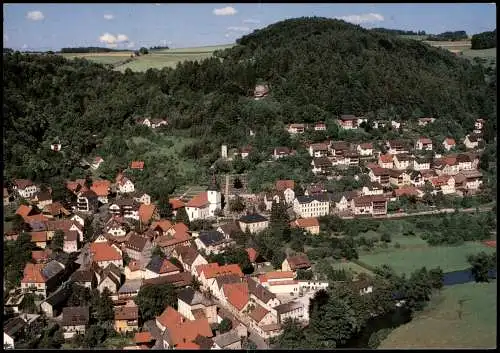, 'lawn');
380,281,497,348
330,261,373,276
358,241,496,275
